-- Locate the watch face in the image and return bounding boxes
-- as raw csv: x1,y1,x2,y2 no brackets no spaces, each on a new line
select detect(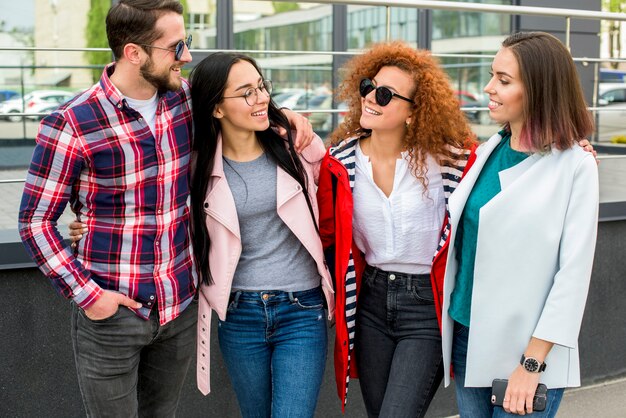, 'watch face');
524,357,540,372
